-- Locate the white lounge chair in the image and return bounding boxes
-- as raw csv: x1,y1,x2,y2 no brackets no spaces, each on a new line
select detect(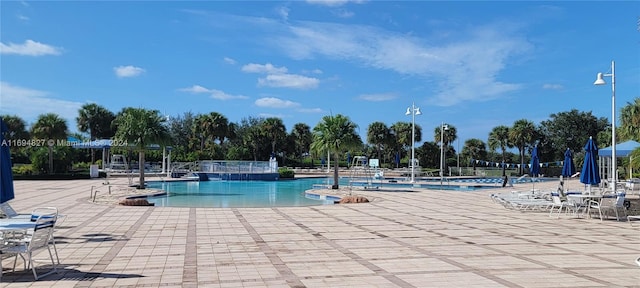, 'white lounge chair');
0,202,31,219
